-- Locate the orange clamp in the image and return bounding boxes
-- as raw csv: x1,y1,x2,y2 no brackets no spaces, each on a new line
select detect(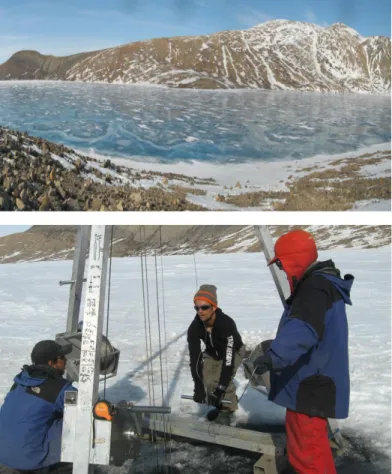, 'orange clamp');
93,400,113,421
